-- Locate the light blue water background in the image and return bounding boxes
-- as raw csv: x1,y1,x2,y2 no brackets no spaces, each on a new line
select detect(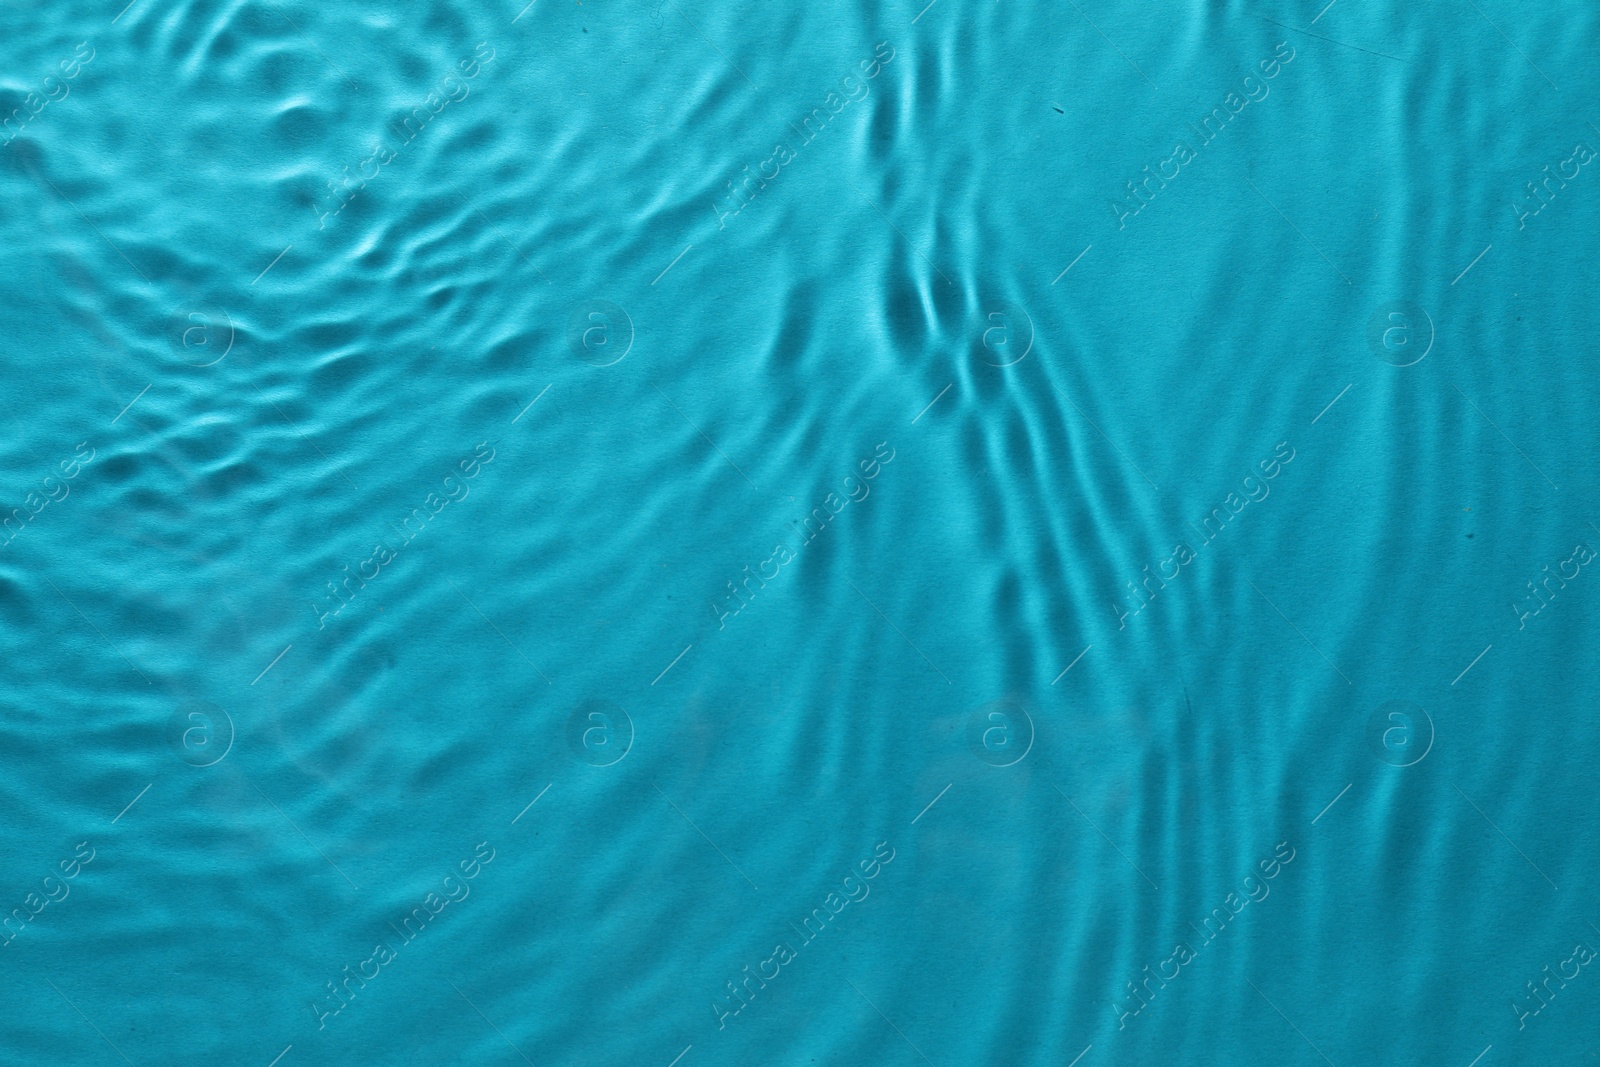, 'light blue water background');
2,0,1598,1063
